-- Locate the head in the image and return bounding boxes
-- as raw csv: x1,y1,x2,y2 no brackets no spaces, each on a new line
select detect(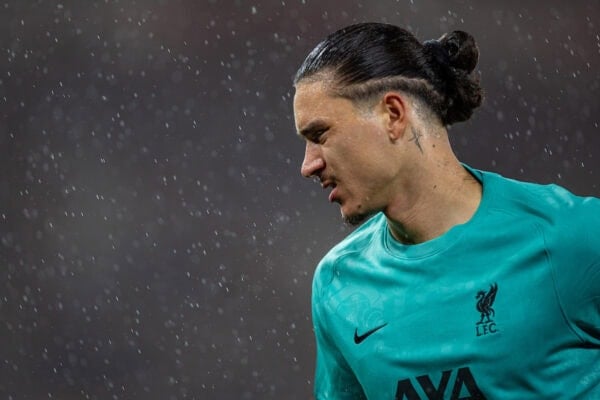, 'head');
293,23,483,225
